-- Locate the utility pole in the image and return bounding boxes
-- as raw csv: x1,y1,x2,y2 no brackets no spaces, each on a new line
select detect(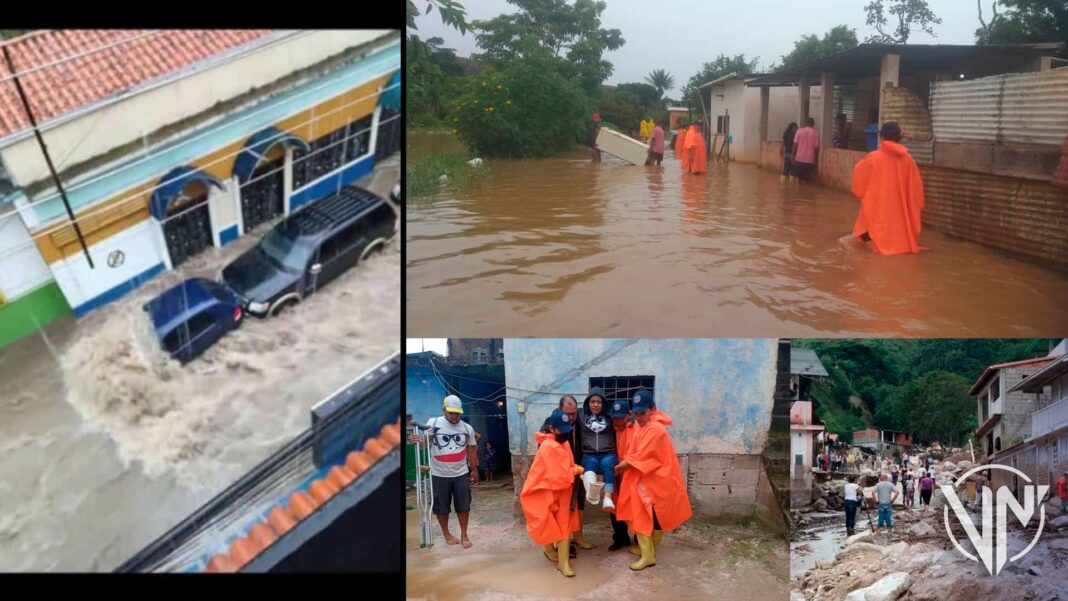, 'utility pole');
2,45,94,268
